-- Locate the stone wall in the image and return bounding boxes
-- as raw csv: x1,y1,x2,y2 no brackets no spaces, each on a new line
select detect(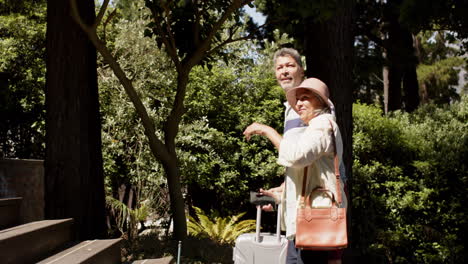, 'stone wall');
0,159,44,223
